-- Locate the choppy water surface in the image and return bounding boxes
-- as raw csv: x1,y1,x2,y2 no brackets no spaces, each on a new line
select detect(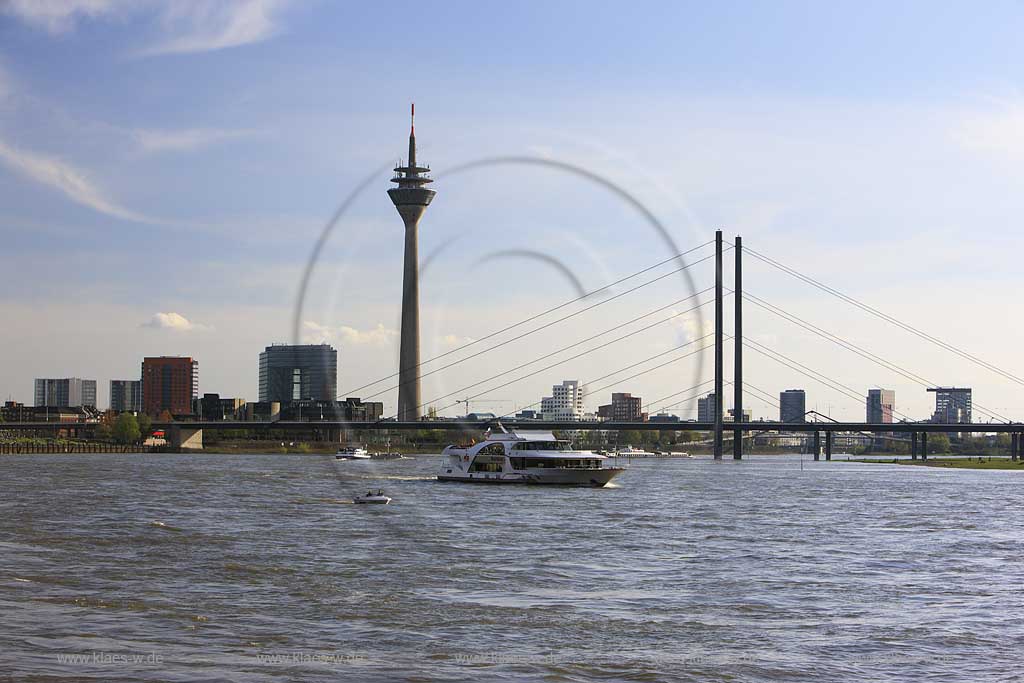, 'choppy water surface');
1,453,1023,682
